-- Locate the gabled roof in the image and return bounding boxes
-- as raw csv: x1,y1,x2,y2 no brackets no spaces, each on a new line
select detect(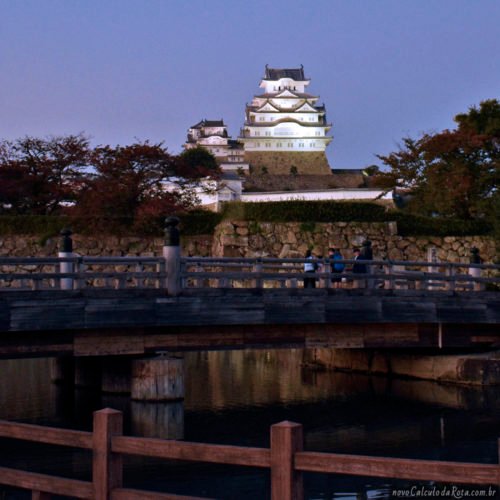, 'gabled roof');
295,102,319,113
256,101,280,112
190,119,226,129
255,92,318,100
264,65,307,81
